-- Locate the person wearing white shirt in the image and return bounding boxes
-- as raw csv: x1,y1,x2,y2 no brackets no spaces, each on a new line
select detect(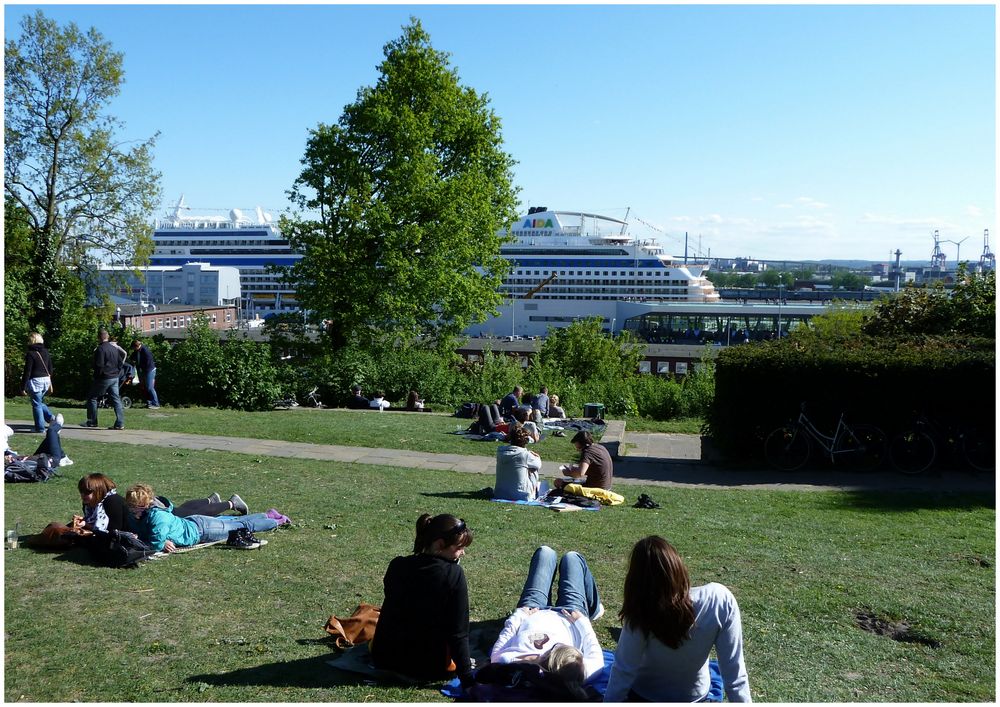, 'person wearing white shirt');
604,536,751,702
491,545,606,699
